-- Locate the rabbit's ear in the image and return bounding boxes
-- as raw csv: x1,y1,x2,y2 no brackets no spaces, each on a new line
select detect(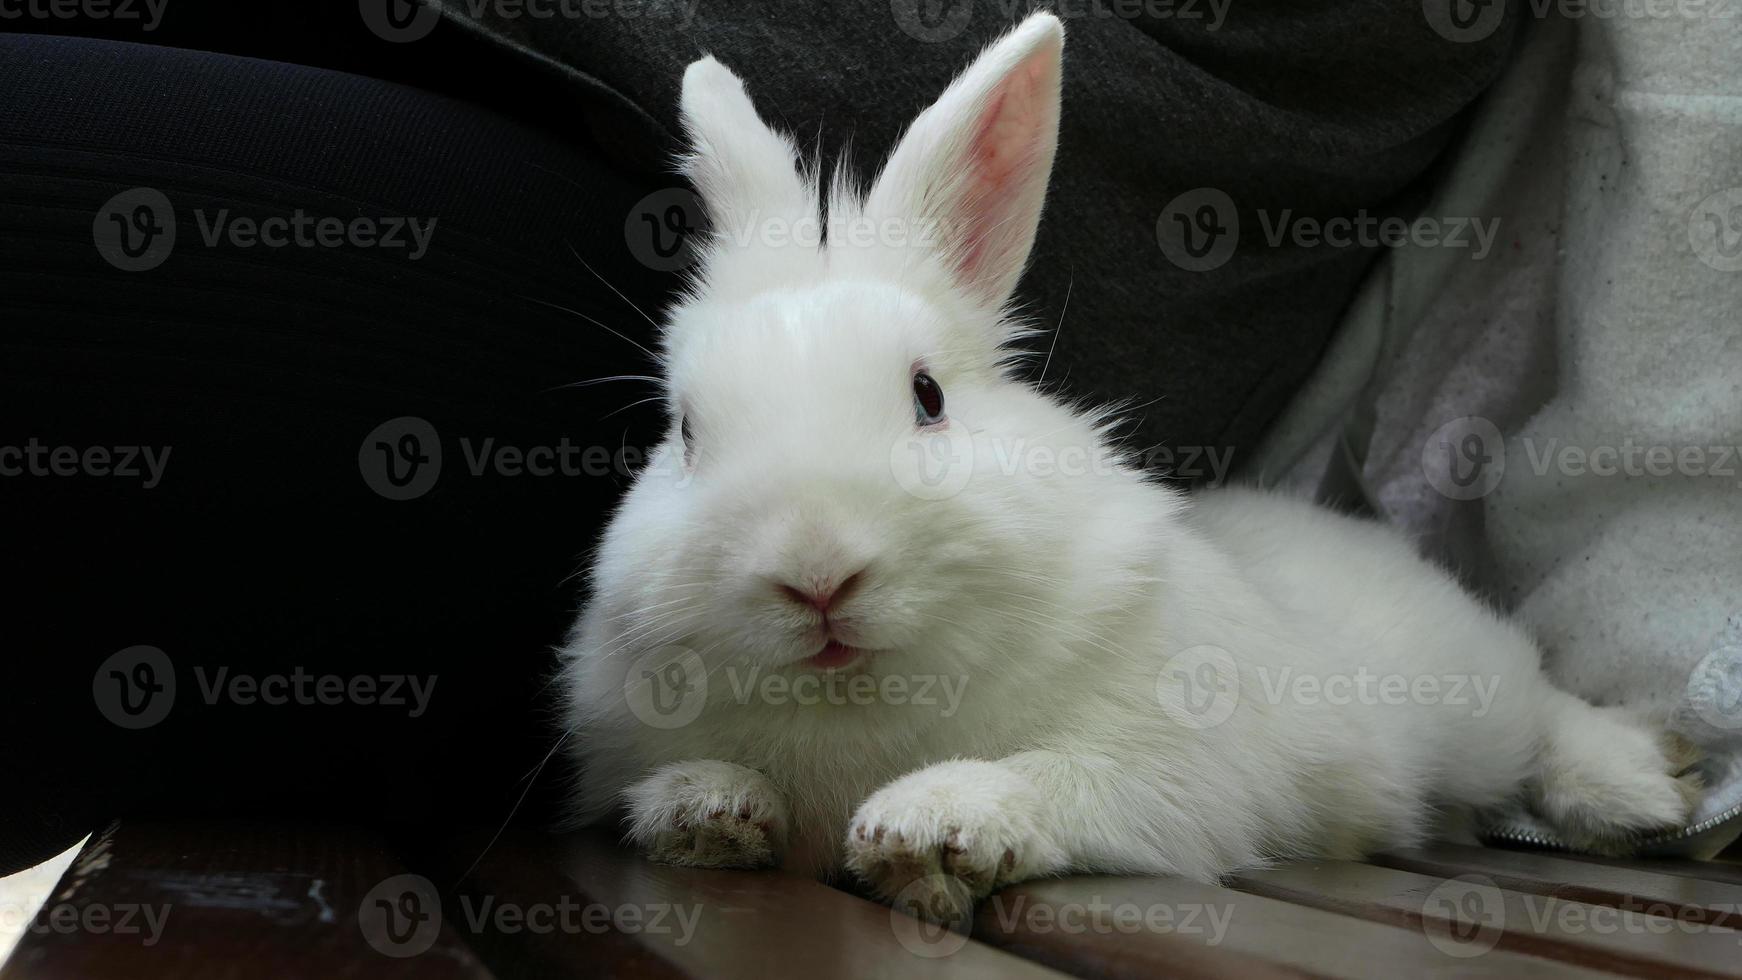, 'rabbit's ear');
679,56,814,246
863,13,1063,311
